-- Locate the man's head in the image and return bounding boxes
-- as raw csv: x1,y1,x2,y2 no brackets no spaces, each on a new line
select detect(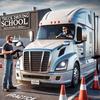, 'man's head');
6,35,13,43
62,27,68,33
